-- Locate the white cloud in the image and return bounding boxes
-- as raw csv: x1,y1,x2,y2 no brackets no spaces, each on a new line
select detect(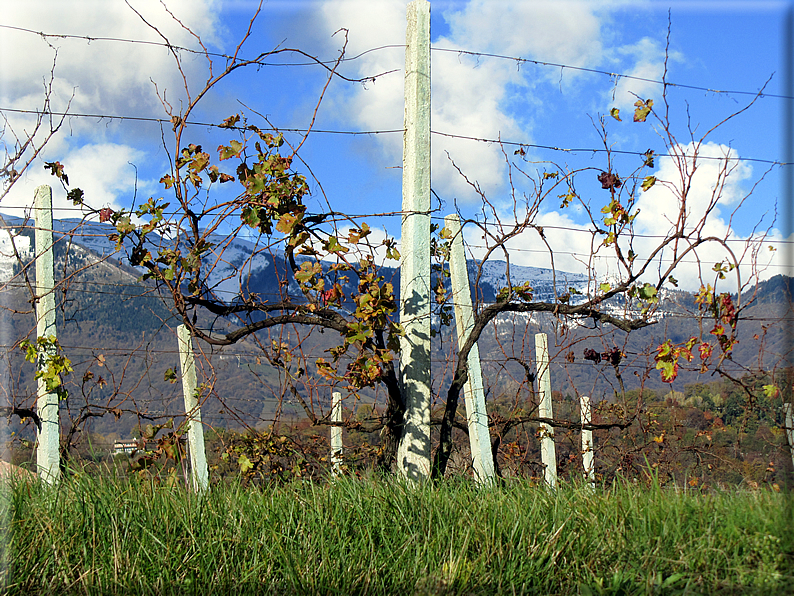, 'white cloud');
627,141,784,289
2,142,151,220
634,142,752,234
0,0,221,212
605,37,677,111
441,0,608,69
0,0,221,120
464,141,790,292
304,0,643,205
0,0,234,230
